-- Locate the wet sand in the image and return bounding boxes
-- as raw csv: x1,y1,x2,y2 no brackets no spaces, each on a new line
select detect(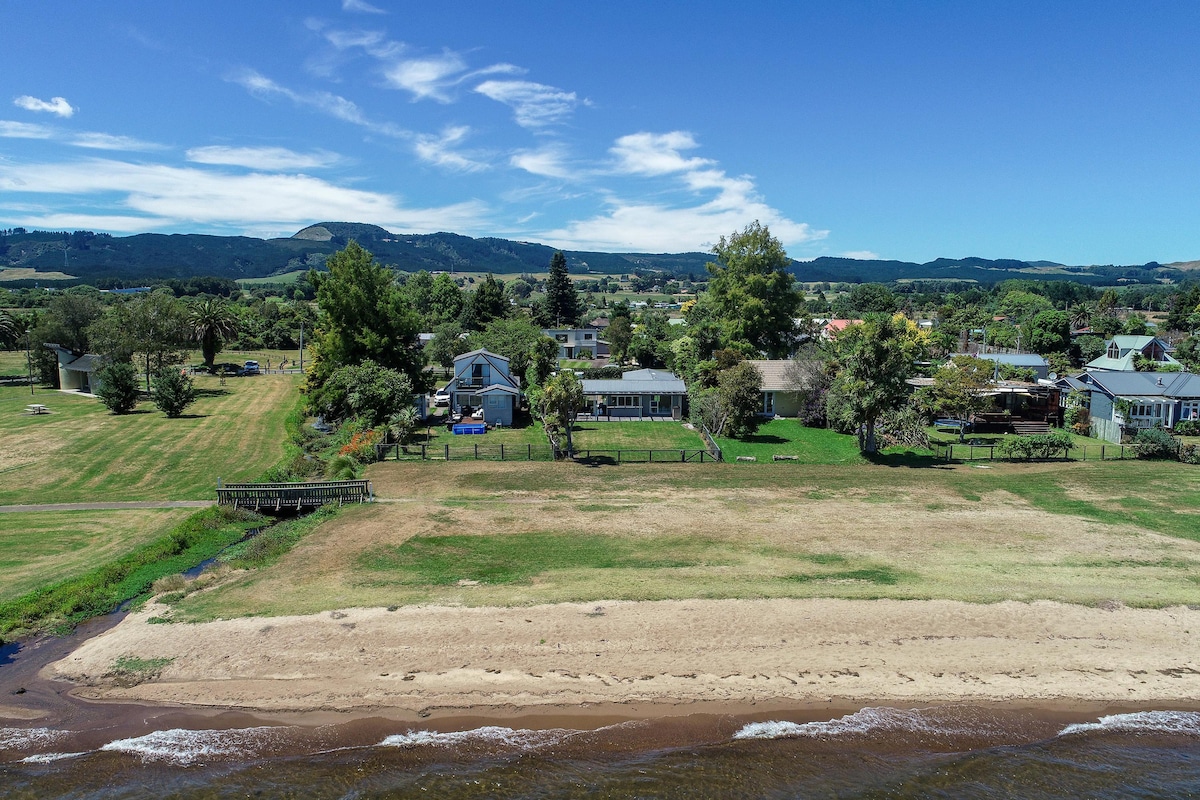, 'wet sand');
33,598,1200,722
